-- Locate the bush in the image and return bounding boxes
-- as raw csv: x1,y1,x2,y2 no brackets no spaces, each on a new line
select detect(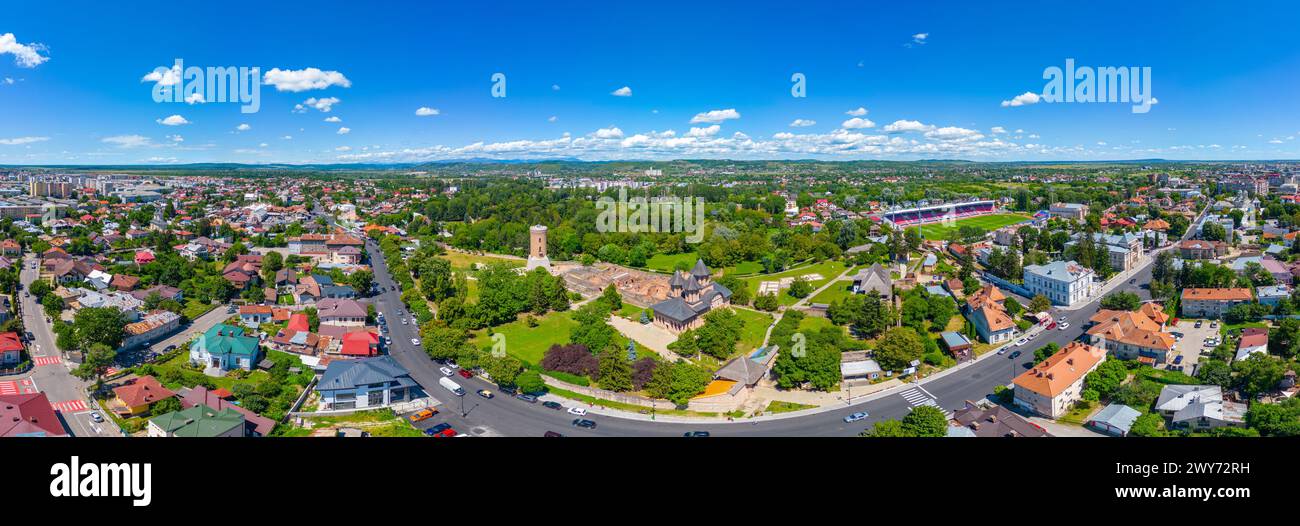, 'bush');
540,343,599,378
